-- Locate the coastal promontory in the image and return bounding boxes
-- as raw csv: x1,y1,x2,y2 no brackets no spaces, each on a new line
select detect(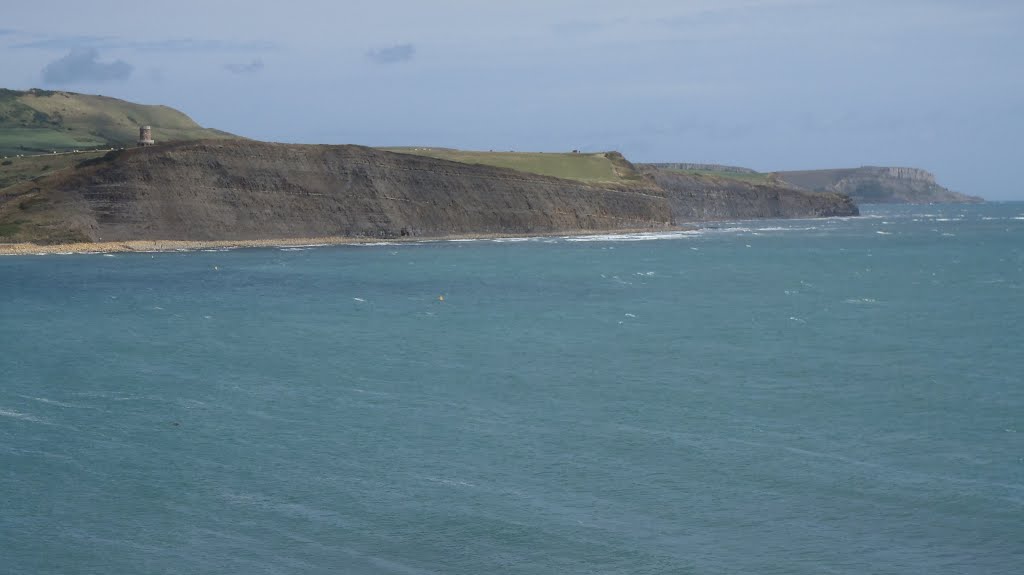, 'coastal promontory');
0,90,867,248
0,141,675,244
